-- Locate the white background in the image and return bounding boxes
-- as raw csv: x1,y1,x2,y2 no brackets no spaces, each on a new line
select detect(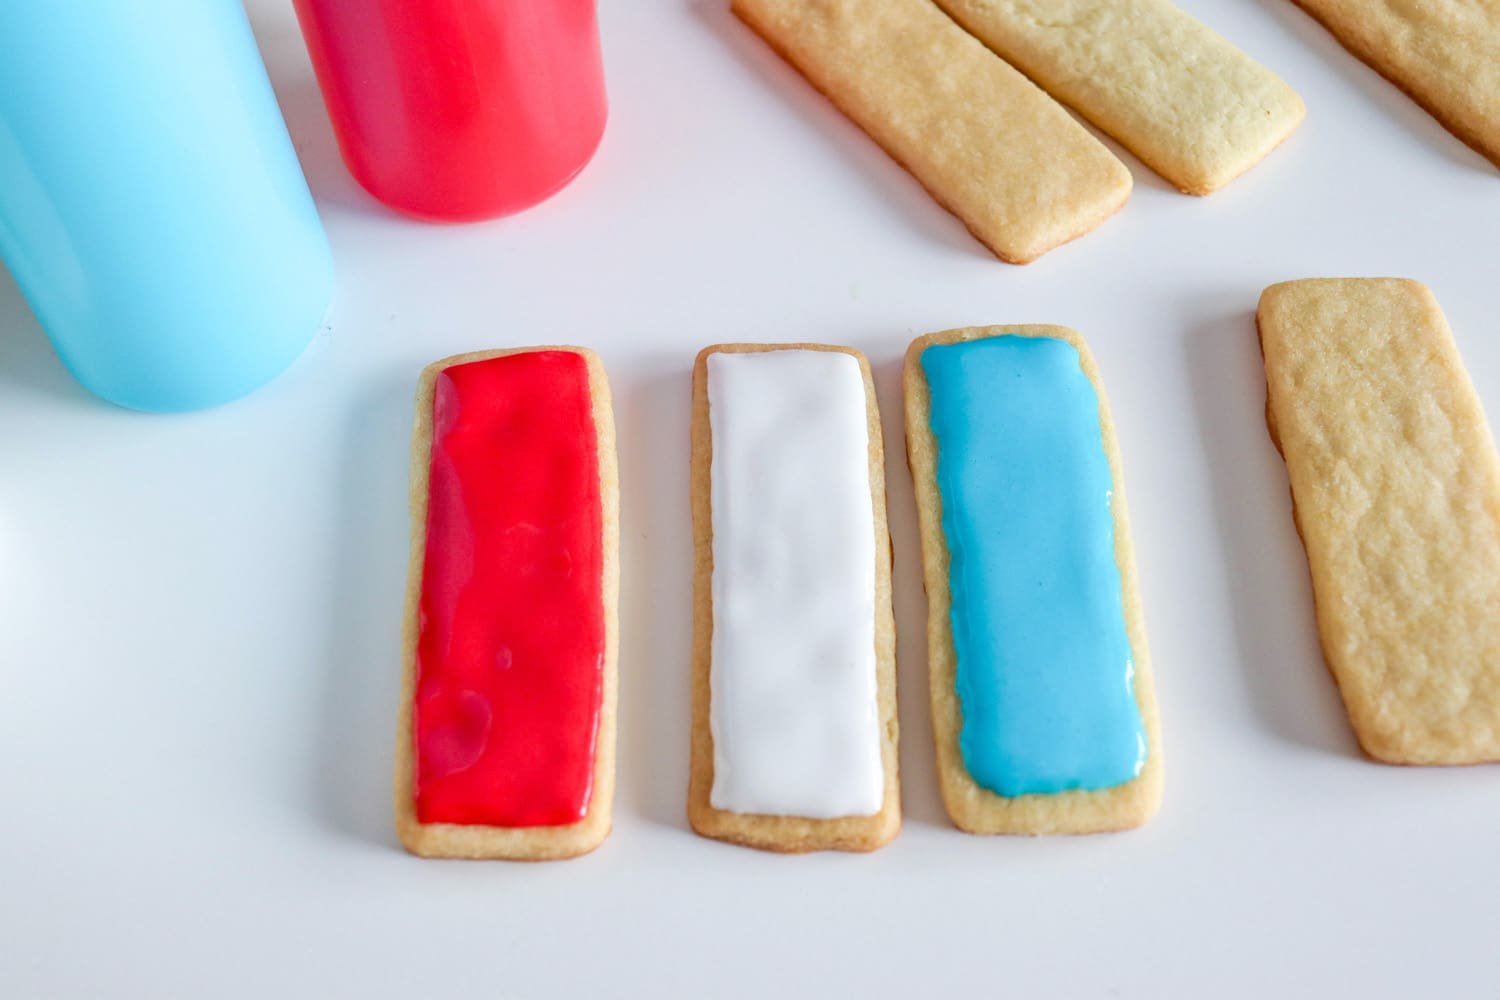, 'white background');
3,1,1499,997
